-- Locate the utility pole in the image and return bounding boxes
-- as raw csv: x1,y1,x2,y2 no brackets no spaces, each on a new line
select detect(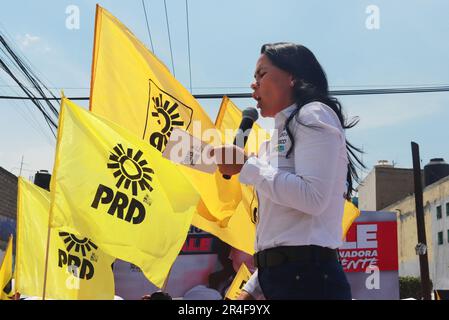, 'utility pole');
411,142,432,300
19,155,24,177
